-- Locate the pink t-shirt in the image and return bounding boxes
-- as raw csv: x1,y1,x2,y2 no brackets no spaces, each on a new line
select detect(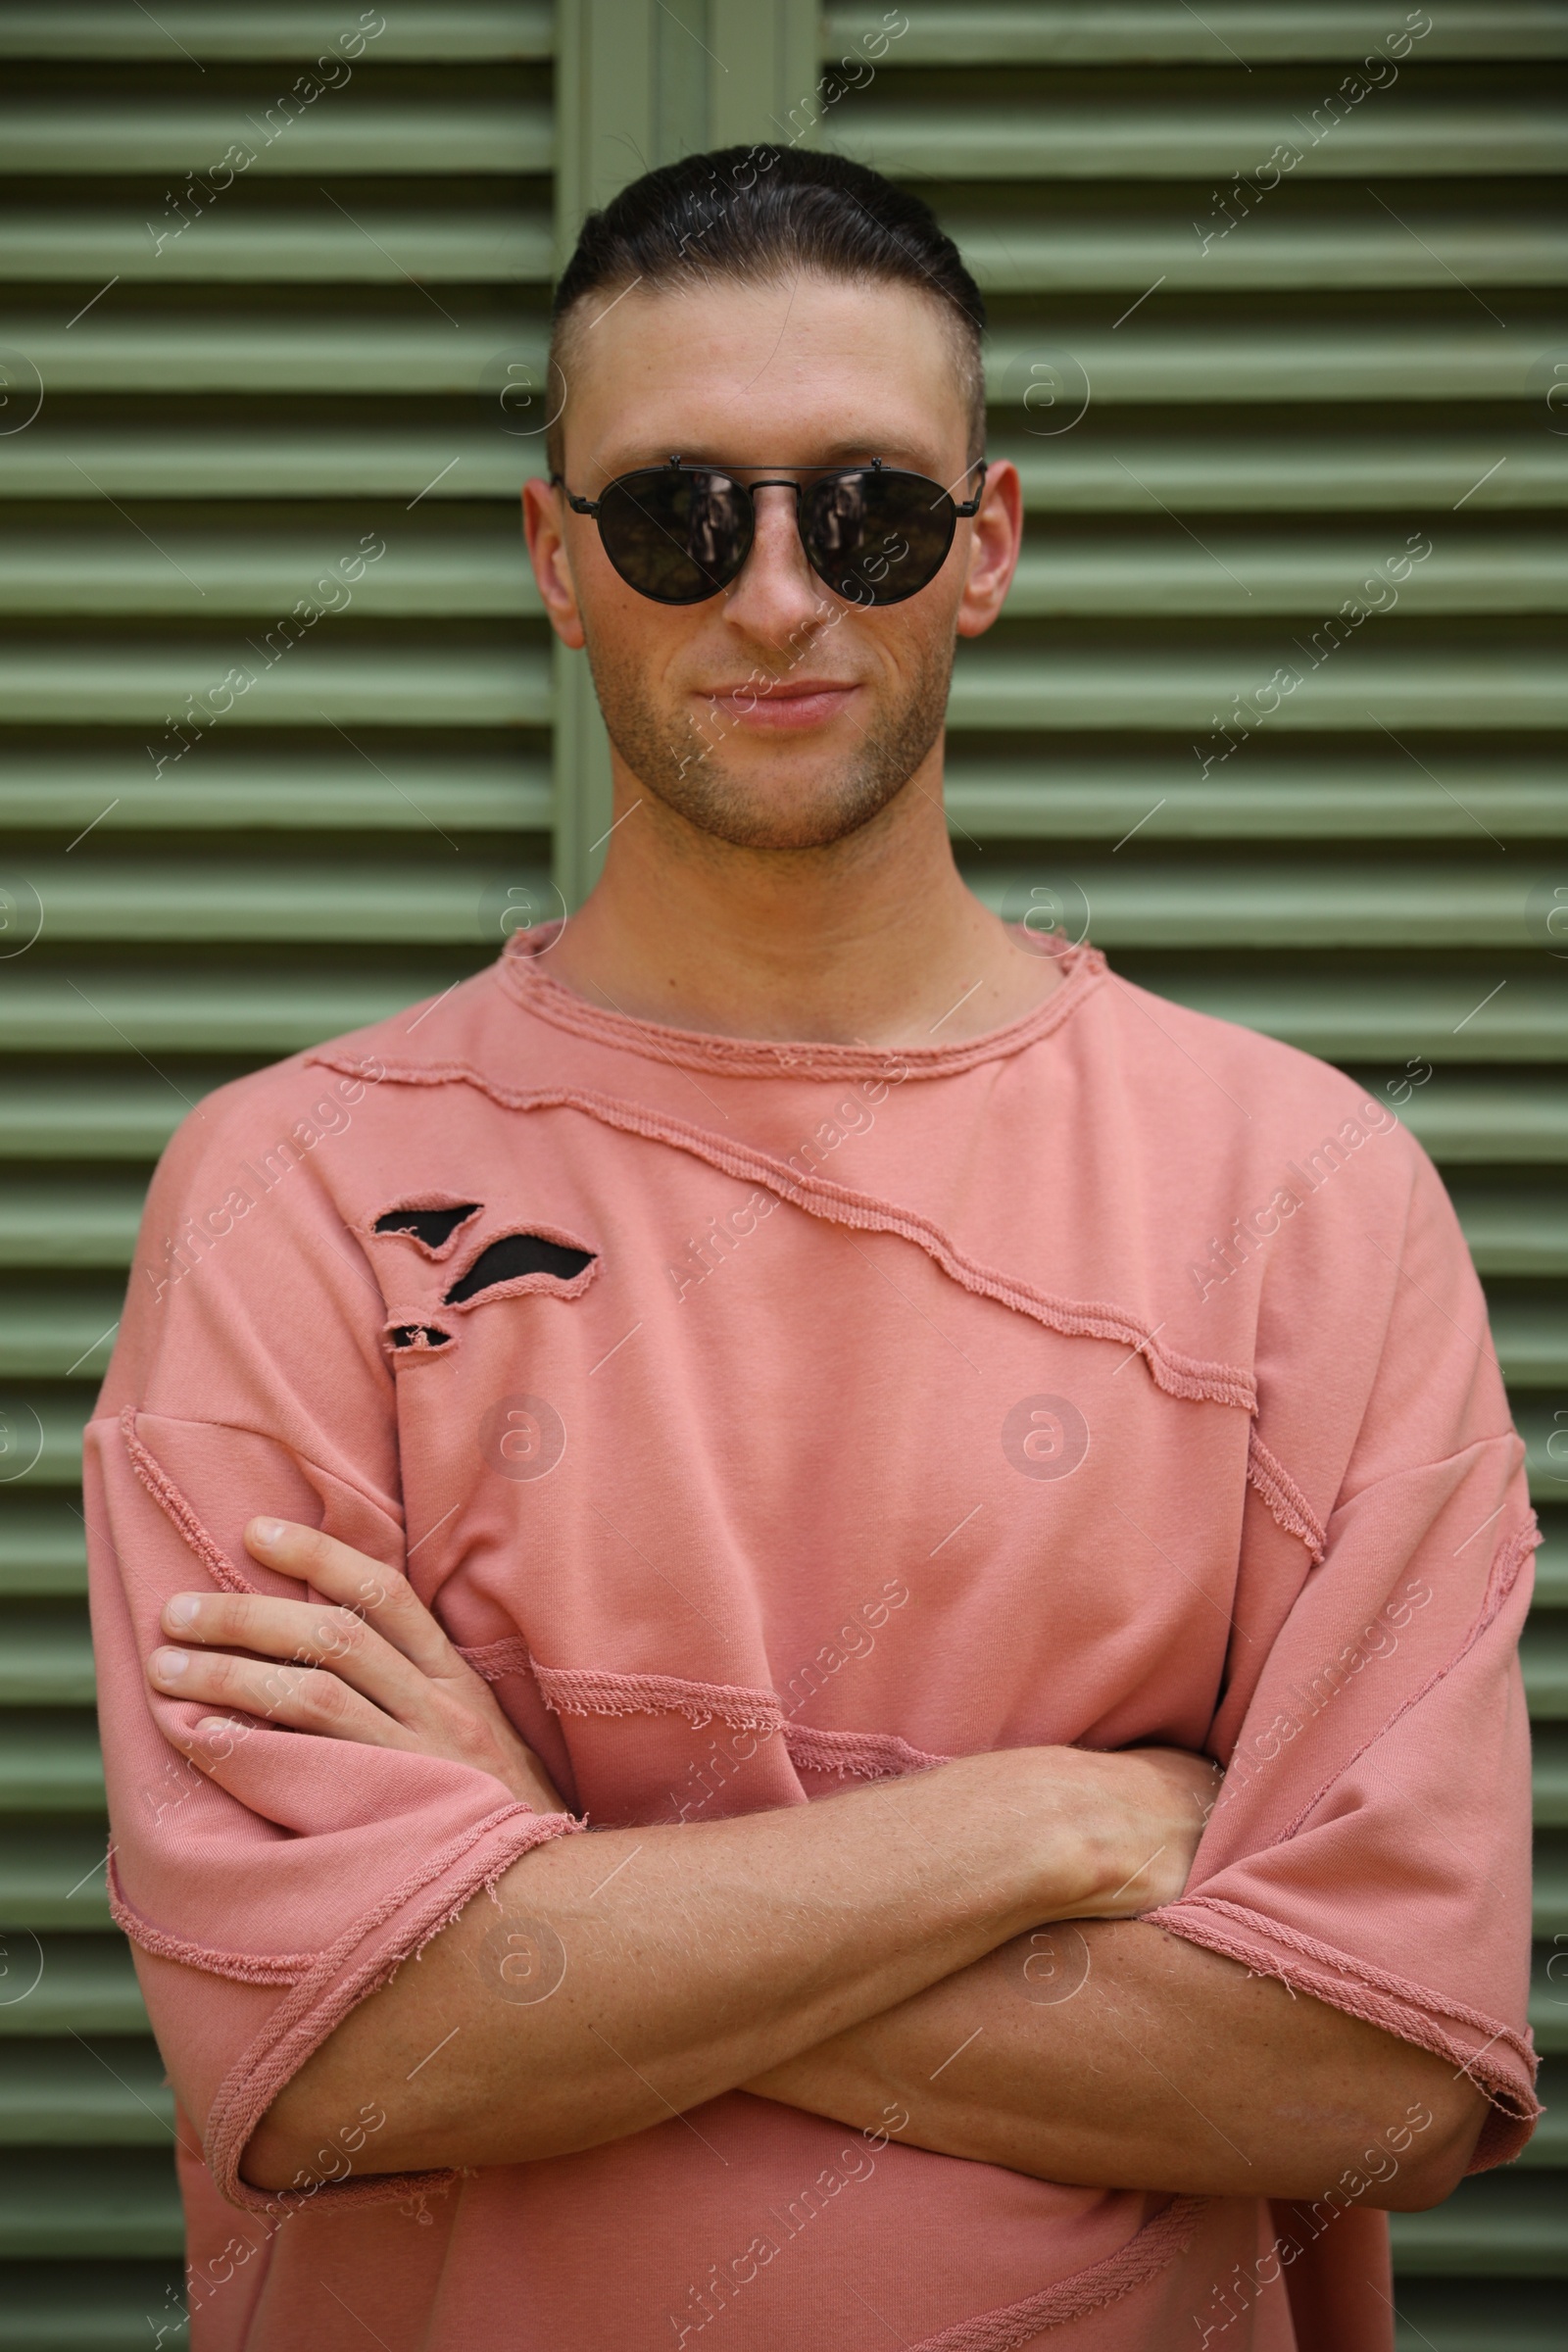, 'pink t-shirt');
87,933,1538,2352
